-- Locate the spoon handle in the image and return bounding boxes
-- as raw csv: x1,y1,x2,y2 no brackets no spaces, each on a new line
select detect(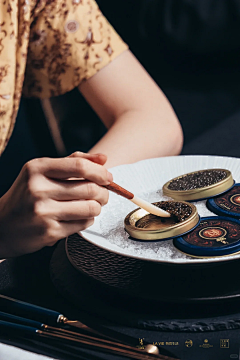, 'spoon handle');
104,182,134,199
104,182,170,217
